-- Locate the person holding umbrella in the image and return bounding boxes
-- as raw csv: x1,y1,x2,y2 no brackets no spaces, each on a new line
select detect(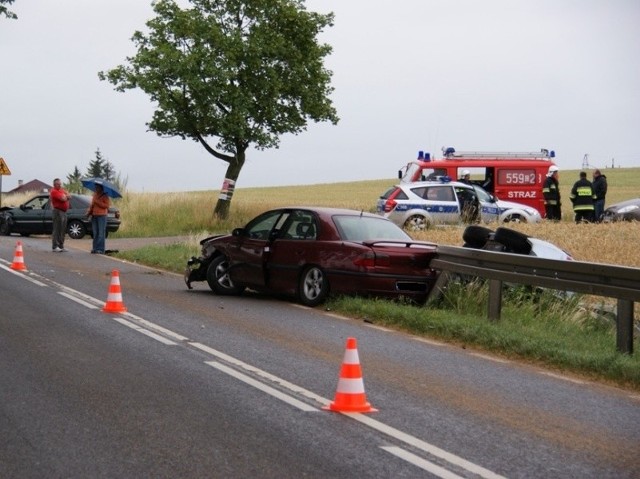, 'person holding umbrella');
86,183,110,254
